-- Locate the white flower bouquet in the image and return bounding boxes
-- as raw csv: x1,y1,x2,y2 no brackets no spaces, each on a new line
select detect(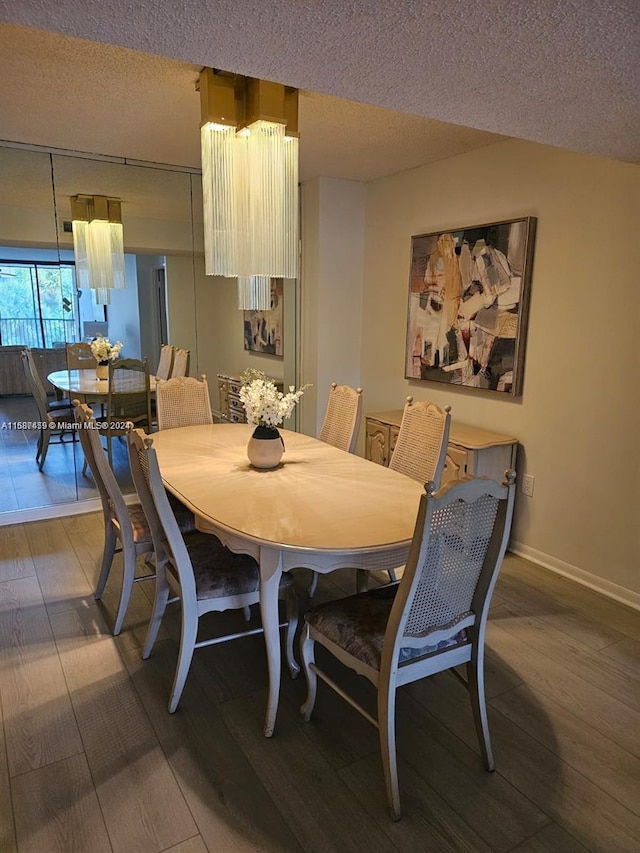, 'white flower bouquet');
89,335,123,364
239,369,309,429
